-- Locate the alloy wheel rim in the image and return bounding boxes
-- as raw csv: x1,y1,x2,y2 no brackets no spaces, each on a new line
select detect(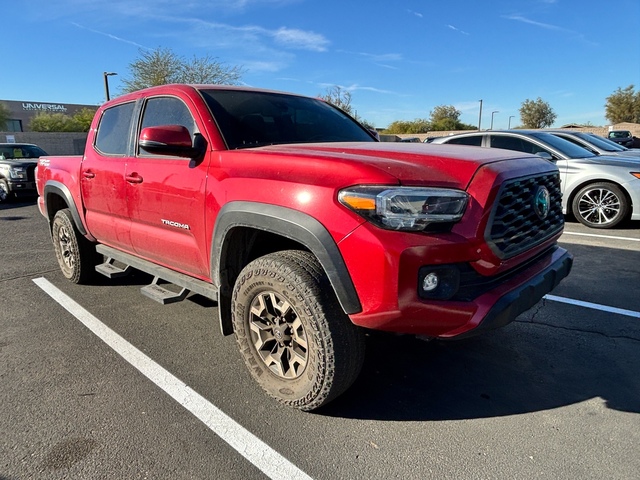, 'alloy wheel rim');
57,225,75,270
577,188,620,226
248,291,308,379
